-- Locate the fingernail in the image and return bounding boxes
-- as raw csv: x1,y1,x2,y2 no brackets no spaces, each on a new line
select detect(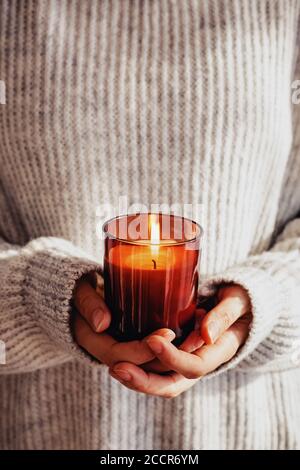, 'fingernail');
161,330,175,340
207,321,219,343
147,338,163,354
112,369,131,382
92,309,104,331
